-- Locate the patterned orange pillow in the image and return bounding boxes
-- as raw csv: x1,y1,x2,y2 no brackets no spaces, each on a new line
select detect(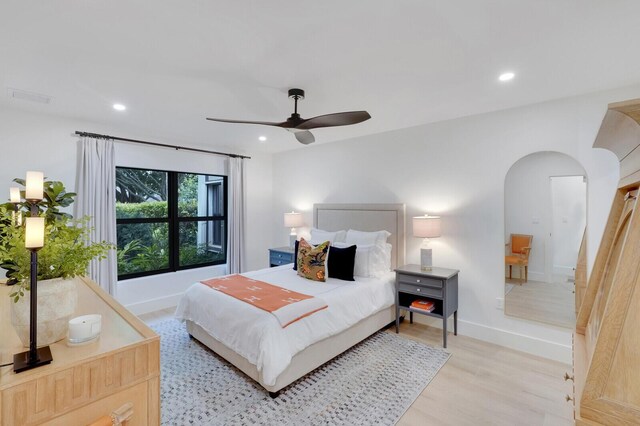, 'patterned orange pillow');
297,238,329,282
